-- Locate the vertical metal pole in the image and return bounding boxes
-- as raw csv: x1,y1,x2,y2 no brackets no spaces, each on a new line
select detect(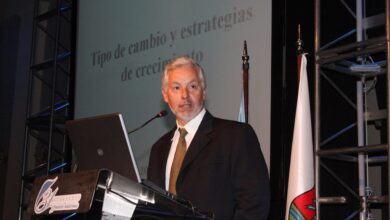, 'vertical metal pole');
18,0,39,219
46,0,62,174
356,0,363,42
314,0,321,218
385,0,390,218
357,81,367,220
356,0,366,218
